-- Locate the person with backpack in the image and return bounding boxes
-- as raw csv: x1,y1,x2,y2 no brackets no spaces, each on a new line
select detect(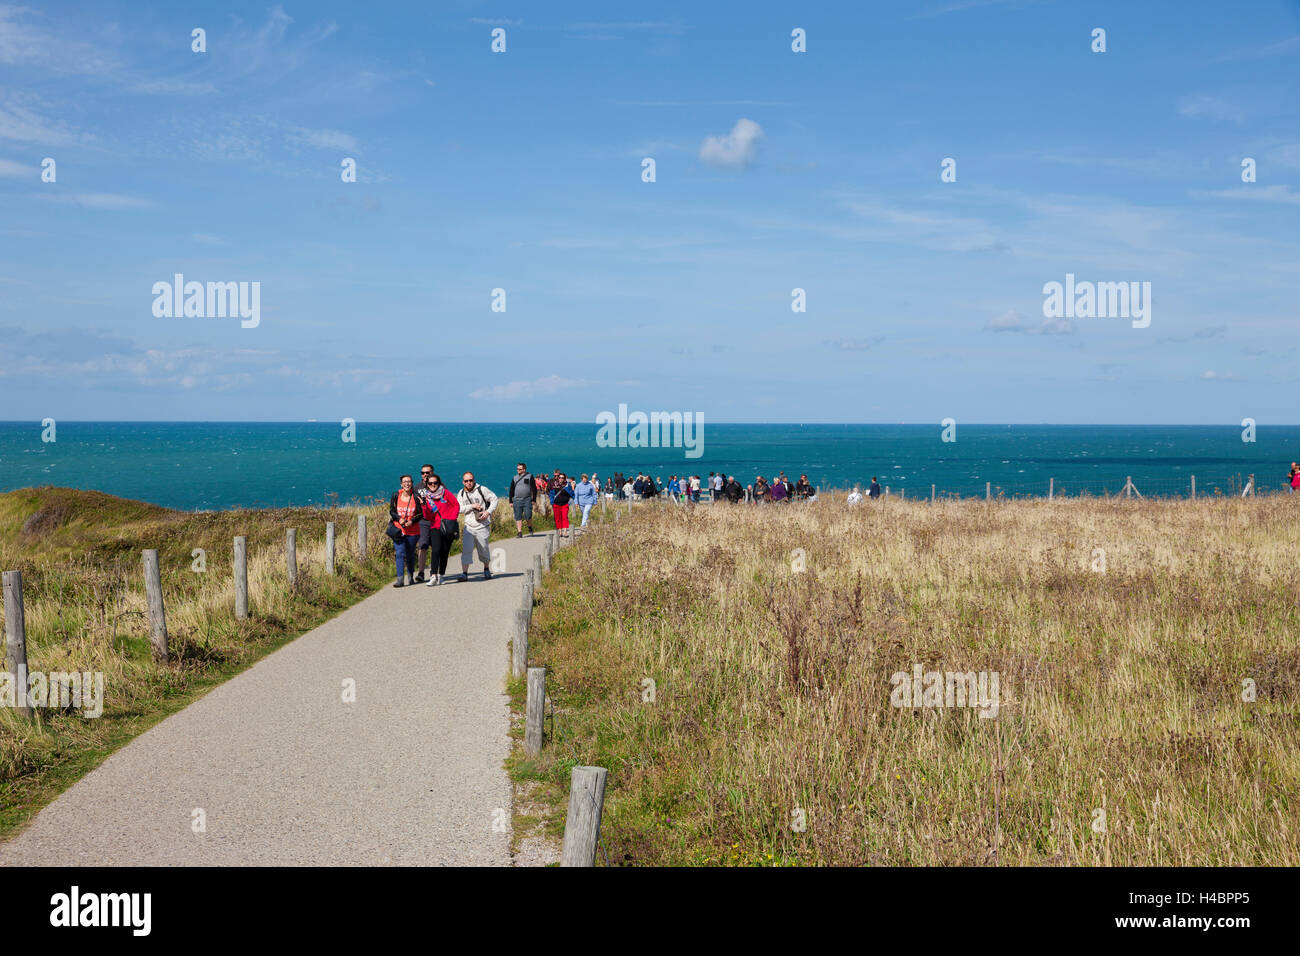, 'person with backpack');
550,471,574,537
389,474,421,587
510,462,536,537
421,472,459,586
412,464,438,582
455,472,498,582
